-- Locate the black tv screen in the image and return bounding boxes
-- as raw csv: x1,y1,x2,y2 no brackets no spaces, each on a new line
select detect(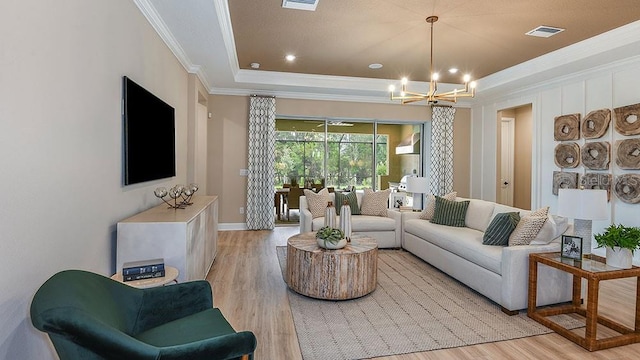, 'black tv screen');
123,76,176,185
